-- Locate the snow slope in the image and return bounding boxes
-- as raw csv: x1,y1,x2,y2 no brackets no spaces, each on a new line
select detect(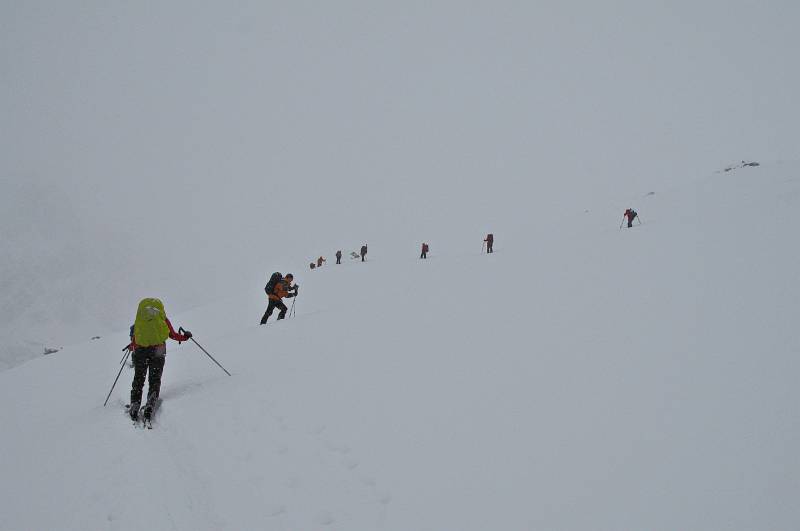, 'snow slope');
1,162,798,531
4,1,800,373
